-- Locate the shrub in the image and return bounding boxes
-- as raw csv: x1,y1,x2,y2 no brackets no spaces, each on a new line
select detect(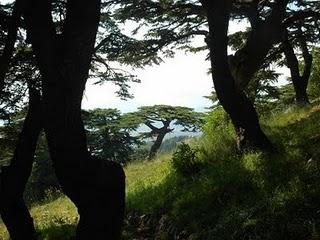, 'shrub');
172,143,202,177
